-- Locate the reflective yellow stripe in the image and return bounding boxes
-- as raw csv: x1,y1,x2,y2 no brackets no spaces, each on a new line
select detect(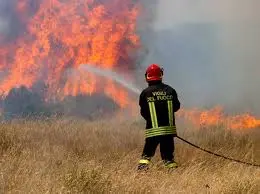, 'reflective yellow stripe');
139,159,150,164
148,101,158,128
146,132,174,137
145,126,176,138
165,162,178,168
168,100,173,126
146,130,175,136
145,126,176,134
